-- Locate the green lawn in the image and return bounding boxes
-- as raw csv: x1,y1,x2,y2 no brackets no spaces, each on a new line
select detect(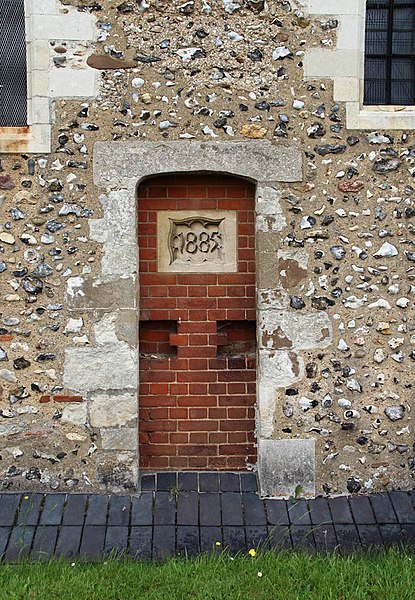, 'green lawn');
0,548,413,600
